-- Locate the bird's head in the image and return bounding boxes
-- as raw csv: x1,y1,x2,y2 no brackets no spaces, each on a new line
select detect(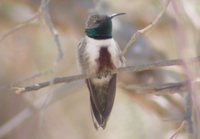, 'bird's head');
85,13,125,39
